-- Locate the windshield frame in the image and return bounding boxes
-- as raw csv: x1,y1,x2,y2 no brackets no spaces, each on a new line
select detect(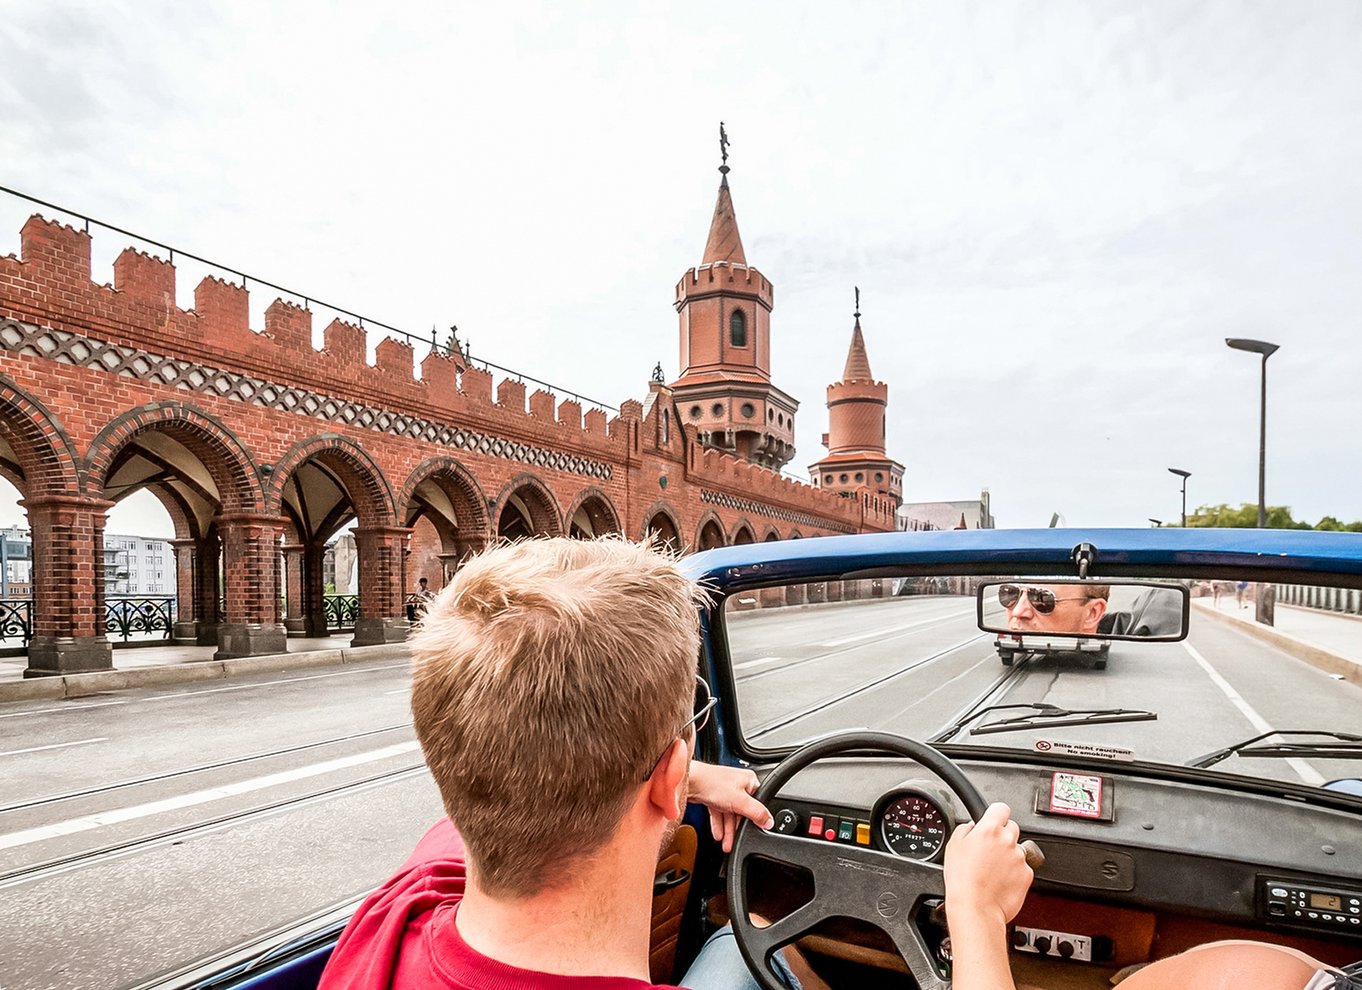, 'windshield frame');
694,533,1362,809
